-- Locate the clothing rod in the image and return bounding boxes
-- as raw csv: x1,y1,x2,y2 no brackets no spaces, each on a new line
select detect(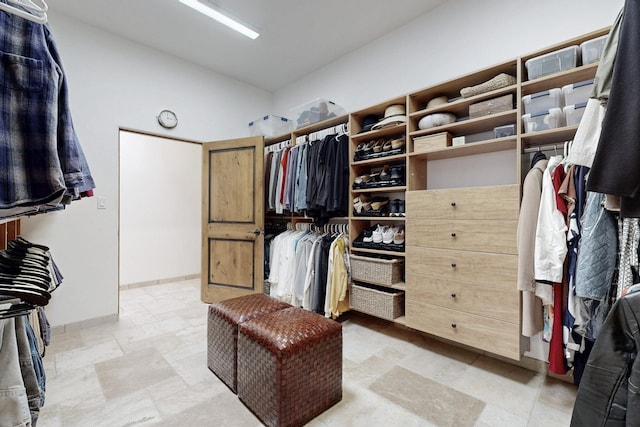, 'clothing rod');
522,143,566,154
